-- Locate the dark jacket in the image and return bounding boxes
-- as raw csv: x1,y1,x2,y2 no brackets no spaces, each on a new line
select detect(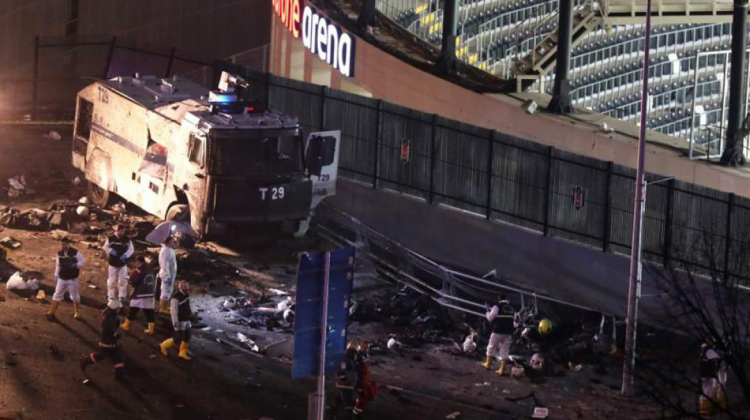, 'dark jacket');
491,315,515,335
107,235,131,268
100,309,120,348
58,248,80,280
172,291,192,322
129,265,156,300
700,346,721,379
